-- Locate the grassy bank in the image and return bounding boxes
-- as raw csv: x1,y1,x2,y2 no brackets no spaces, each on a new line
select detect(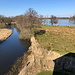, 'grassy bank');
37,71,53,75
35,25,75,55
